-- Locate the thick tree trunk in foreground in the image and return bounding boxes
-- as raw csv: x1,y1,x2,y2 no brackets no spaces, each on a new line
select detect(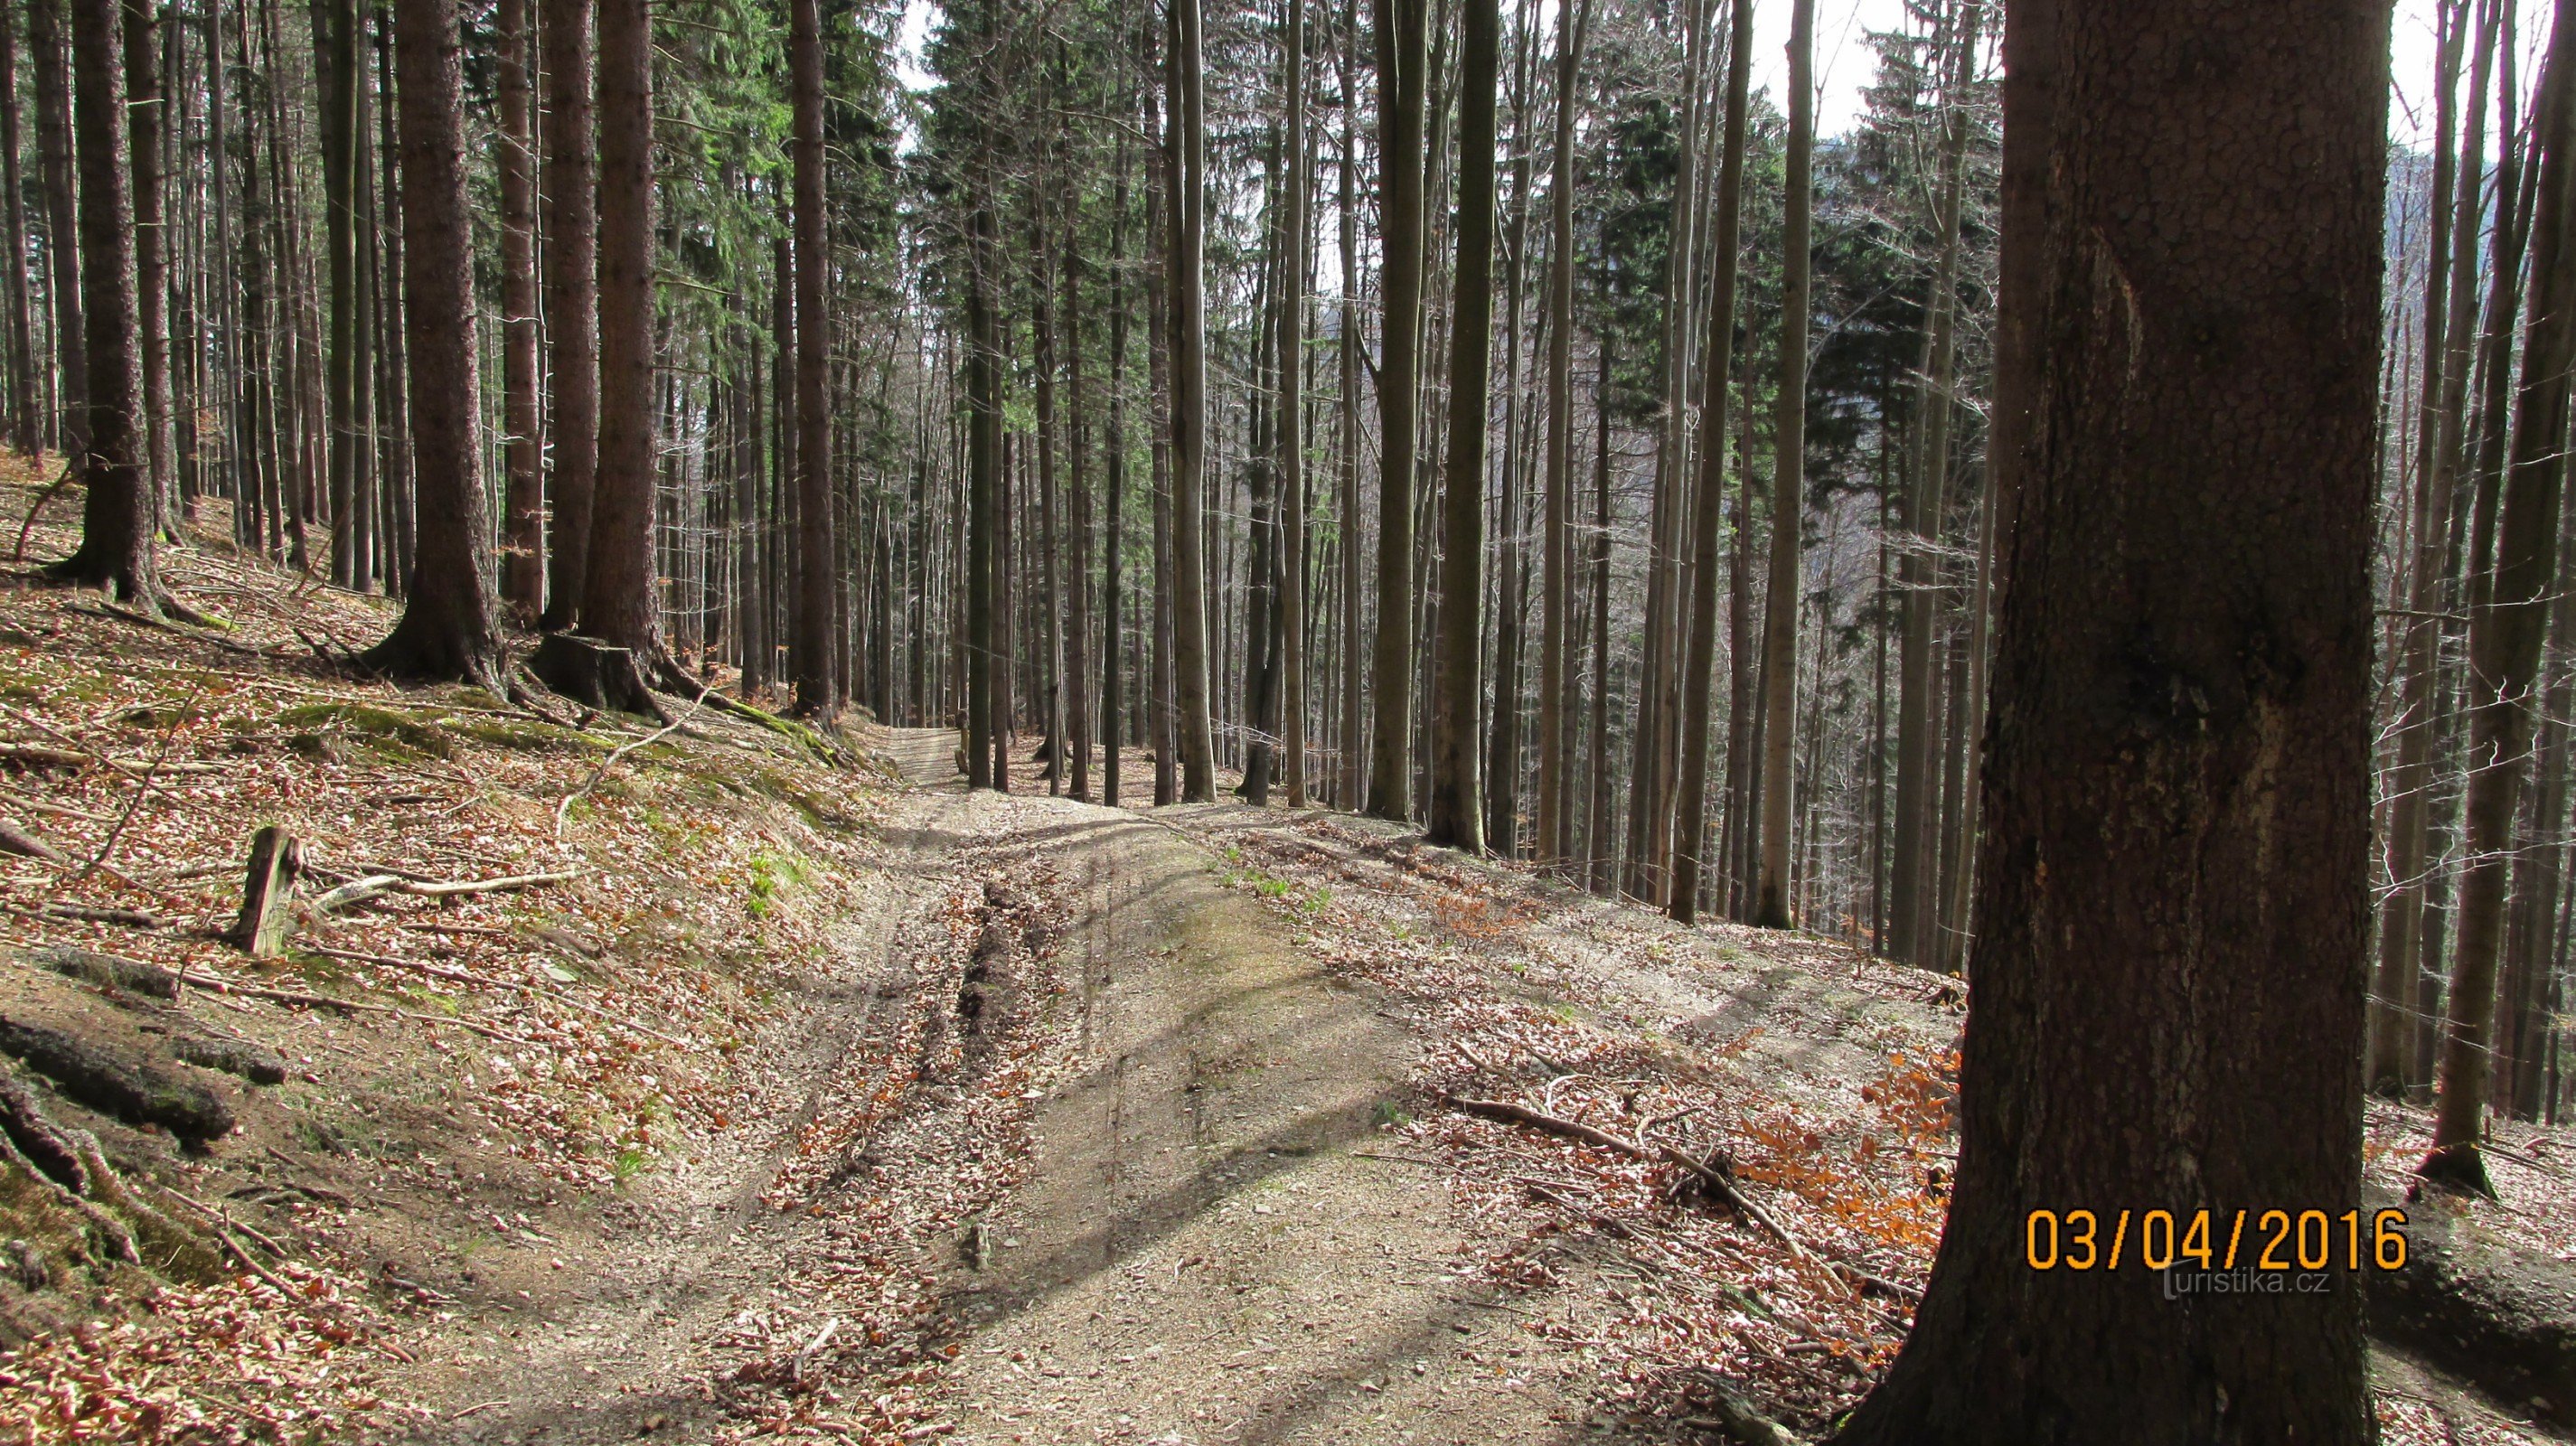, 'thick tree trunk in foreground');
1365,0,1426,822
1666,0,1752,925
1829,0,2384,1435
1753,0,1814,928
46,0,151,601
790,0,835,719
577,0,664,670
1424,0,1497,851
539,0,598,631
2426,0,2576,1192
360,0,502,687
